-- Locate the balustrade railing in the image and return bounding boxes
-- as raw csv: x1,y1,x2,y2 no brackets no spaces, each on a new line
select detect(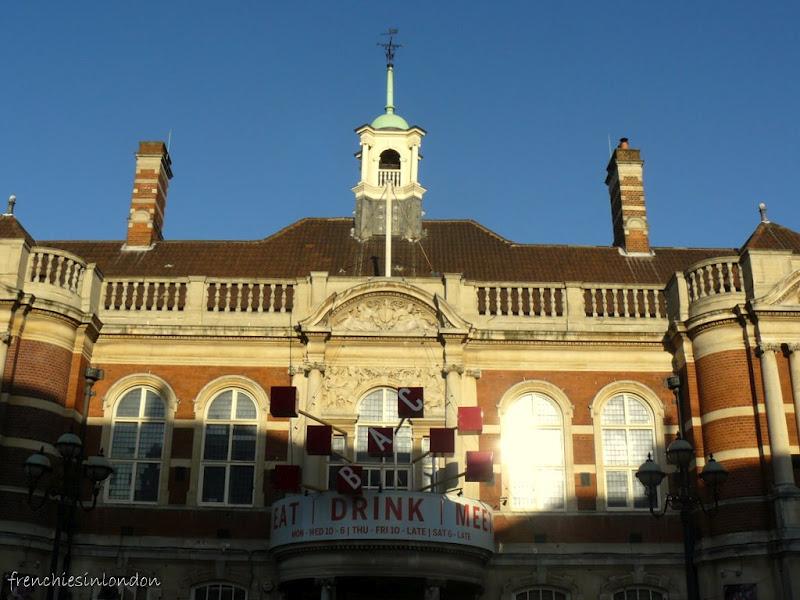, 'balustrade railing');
685,258,742,302
206,280,293,313
377,169,401,187
26,248,86,295
583,285,665,318
103,280,186,311
477,284,564,317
